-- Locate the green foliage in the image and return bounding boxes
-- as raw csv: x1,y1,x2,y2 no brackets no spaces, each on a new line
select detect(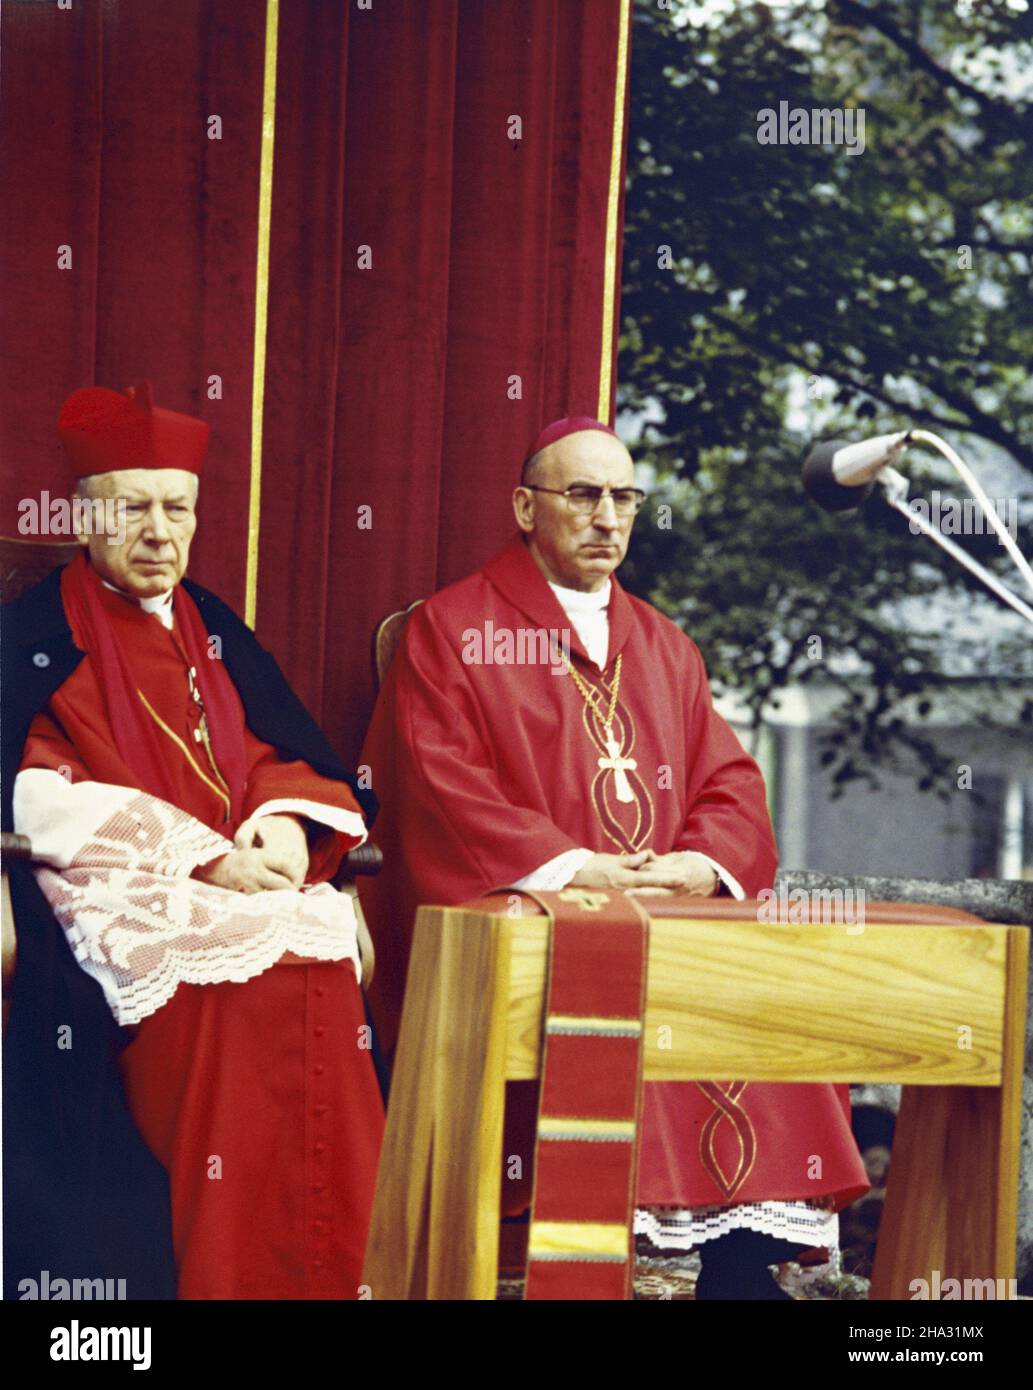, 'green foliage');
620,0,1033,792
